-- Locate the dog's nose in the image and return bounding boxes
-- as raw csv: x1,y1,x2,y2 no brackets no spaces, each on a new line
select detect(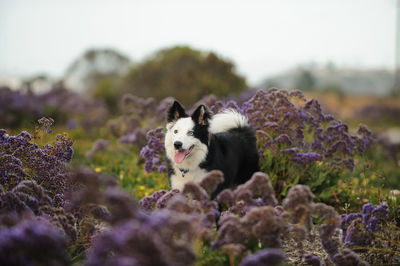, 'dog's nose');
174,141,183,150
